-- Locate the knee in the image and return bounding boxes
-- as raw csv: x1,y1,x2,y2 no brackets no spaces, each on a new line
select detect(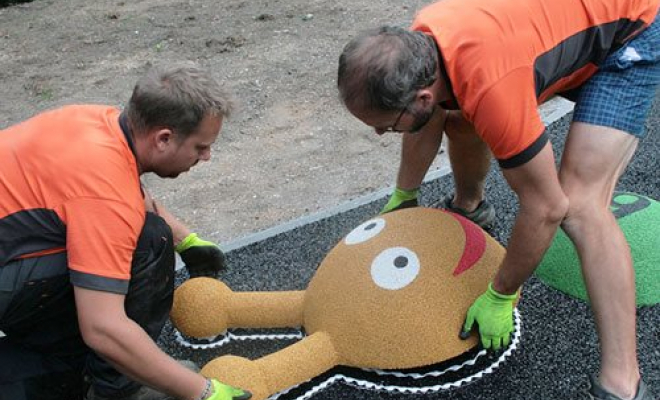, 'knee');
561,193,614,235
124,213,176,333
131,212,175,278
135,212,174,254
